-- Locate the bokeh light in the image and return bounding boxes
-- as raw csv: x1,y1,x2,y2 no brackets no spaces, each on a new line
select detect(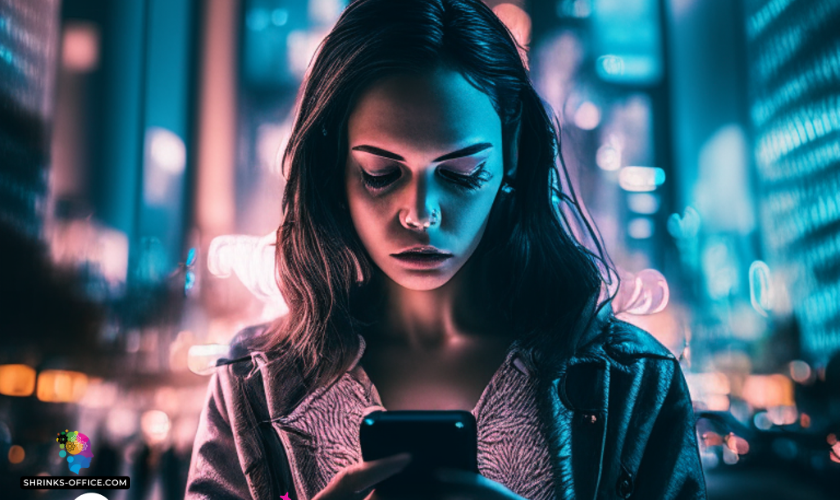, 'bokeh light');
2,0,839,498
8,444,25,464
35,370,88,403
618,166,666,192
141,410,171,445
0,364,36,397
